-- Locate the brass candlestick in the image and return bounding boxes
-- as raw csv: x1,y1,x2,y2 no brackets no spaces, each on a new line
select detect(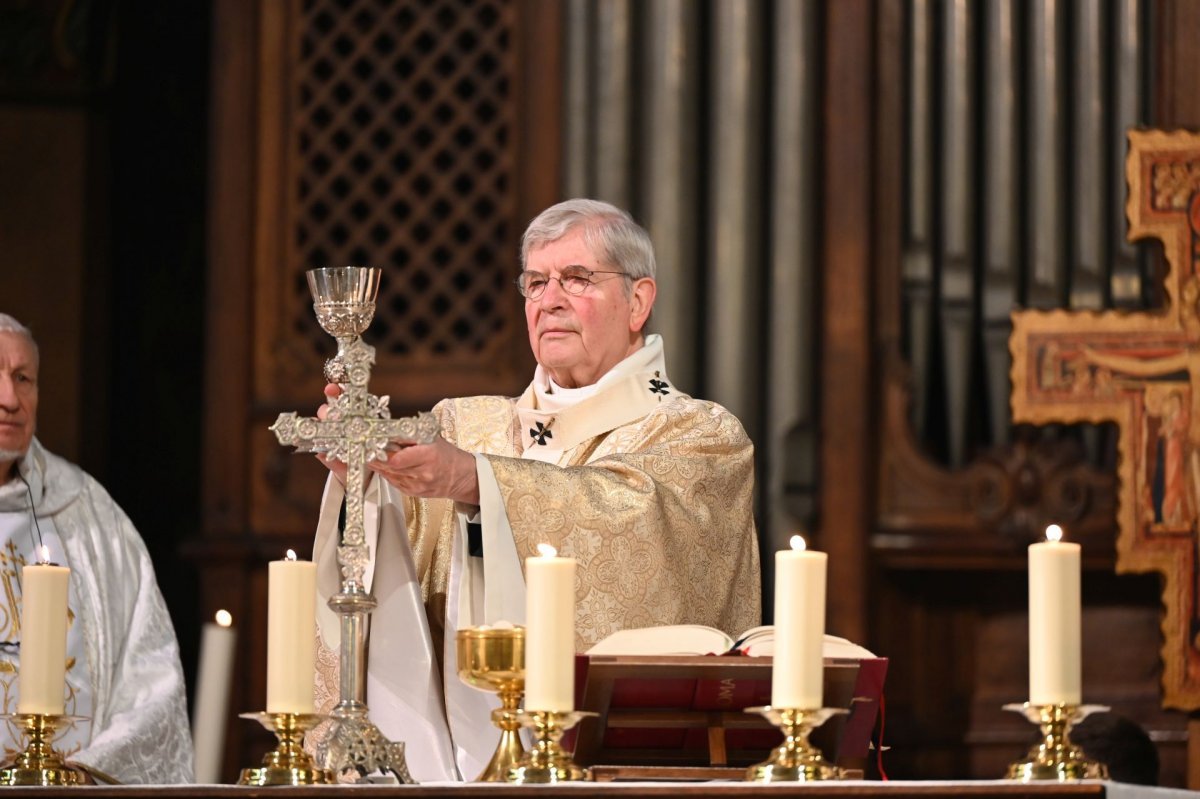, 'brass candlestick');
456,626,526,781
1004,702,1109,781
744,706,847,782
0,714,91,785
238,712,333,786
506,710,595,783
